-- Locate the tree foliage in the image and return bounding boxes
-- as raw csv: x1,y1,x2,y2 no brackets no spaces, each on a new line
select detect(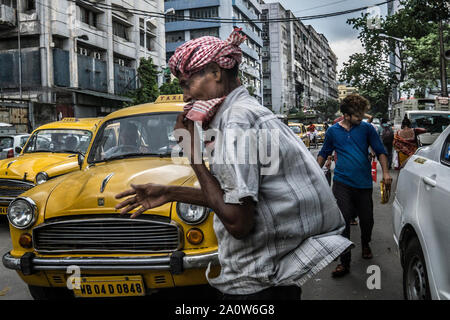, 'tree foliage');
340,0,450,117
315,98,340,122
126,57,160,106
159,78,183,95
